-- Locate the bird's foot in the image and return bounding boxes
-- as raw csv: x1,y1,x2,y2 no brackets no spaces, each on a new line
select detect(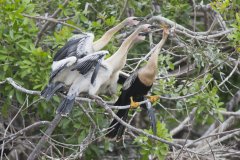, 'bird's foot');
146,95,160,103
130,97,140,109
